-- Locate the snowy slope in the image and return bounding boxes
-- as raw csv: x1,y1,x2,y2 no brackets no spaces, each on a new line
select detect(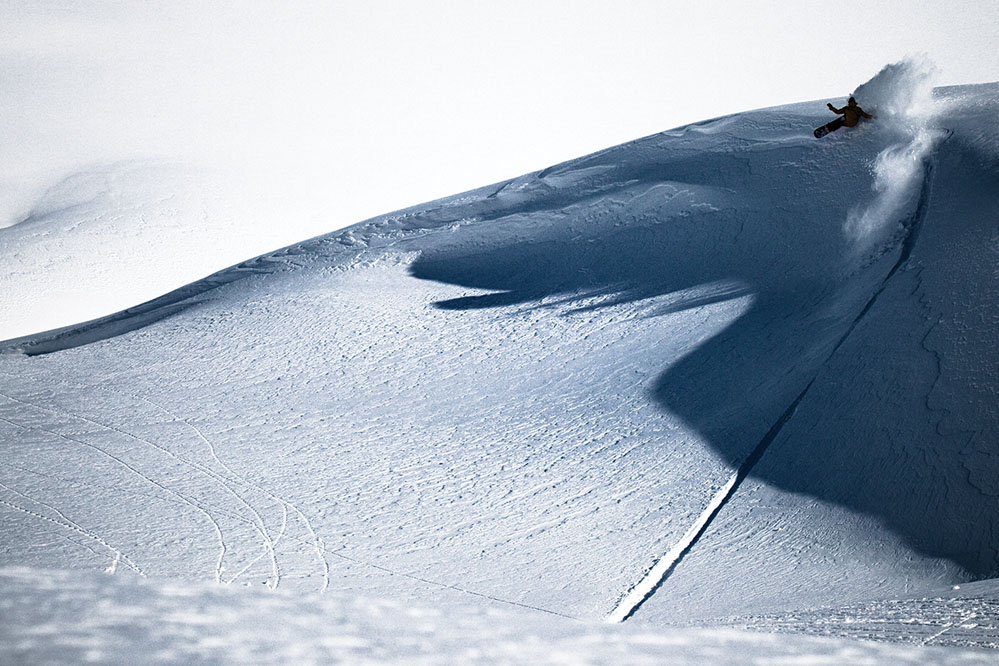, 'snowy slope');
632,81,999,624
0,164,336,341
1,63,998,660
